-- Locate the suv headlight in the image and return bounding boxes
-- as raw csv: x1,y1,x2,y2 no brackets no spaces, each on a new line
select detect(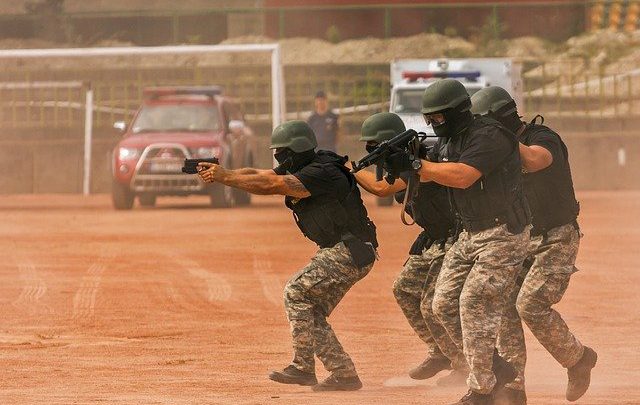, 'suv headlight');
119,147,139,160
192,146,221,158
